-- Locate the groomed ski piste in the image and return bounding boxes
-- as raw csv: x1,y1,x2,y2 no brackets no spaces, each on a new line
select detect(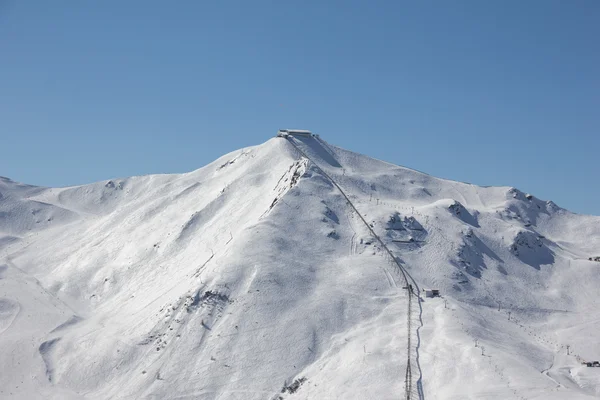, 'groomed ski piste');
1,133,600,399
